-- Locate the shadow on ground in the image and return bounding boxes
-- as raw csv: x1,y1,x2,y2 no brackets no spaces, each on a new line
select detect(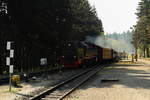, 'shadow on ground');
6,61,150,99
80,61,150,90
